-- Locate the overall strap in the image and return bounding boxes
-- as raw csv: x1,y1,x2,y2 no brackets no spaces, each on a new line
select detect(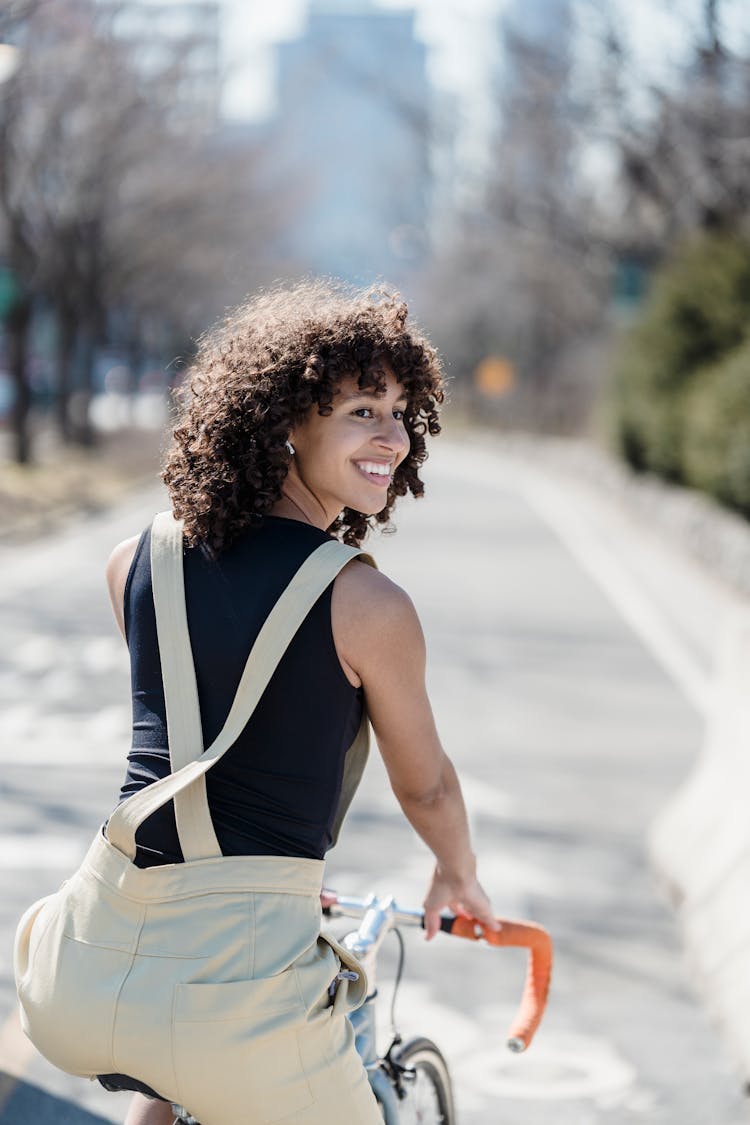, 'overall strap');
106,512,367,862
149,510,217,859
